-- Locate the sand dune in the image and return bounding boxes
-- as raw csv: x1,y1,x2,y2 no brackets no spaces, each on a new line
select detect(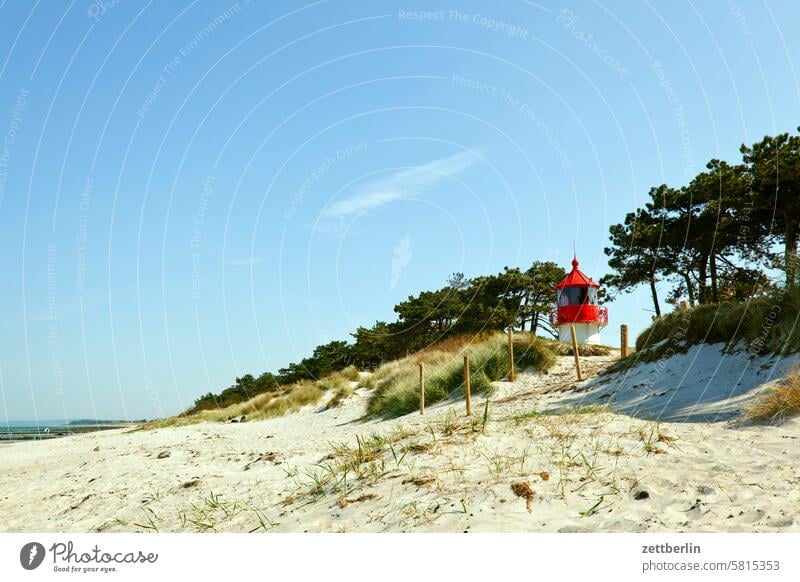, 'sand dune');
1,353,798,533
550,344,800,422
